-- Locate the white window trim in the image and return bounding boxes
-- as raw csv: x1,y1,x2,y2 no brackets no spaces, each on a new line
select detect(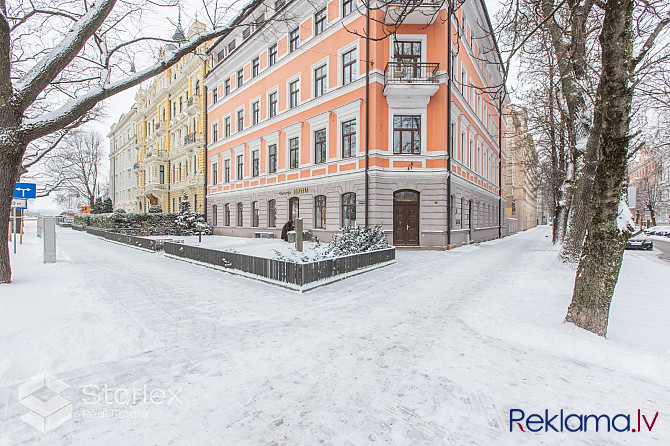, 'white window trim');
389,34,428,63
249,95,262,125
388,107,428,156
334,99,362,159
234,105,245,133
211,120,219,143
266,86,280,119
310,56,330,100
306,111,330,166
286,73,301,110
264,130,280,175
283,121,302,171
337,41,359,87
223,112,232,138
